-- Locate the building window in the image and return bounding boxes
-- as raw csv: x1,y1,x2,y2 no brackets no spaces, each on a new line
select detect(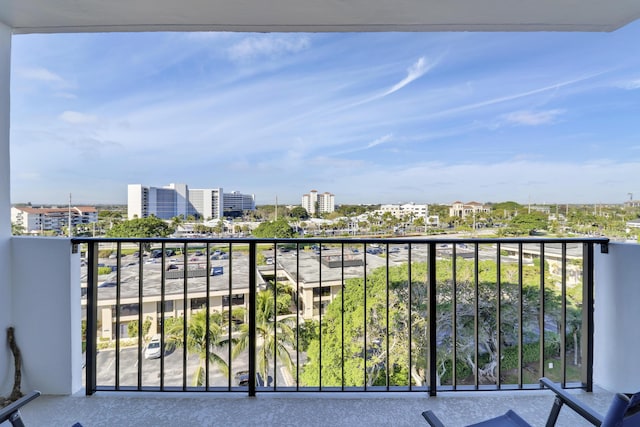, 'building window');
157,300,174,313
190,297,208,310
222,294,245,307
313,286,331,297
114,303,139,317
